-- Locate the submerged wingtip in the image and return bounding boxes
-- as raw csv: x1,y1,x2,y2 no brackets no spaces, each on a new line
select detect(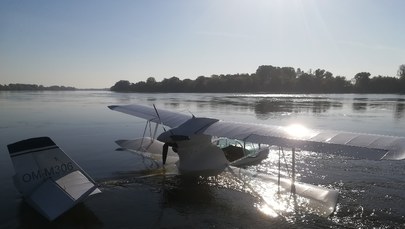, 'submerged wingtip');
108,105,118,110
